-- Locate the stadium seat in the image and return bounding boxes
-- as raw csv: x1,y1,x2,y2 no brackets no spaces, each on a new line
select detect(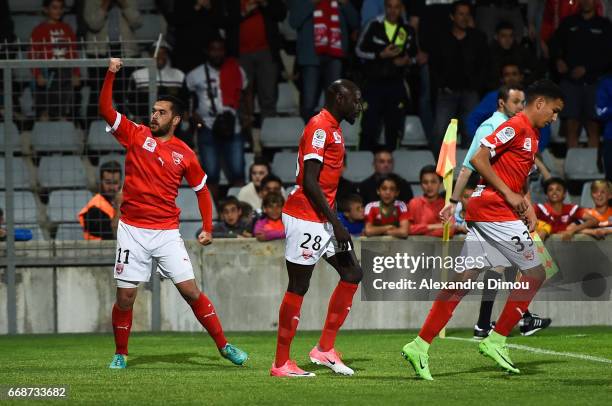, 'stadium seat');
276,82,299,114
38,155,88,189
564,148,605,180
0,157,32,190
227,187,242,198
580,182,594,208
401,115,428,147
541,148,561,177
340,120,360,148
31,121,82,154
261,117,304,148
98,153,126,169
179,221,201,241
392,150,436,183
0,122,21,153
55,223,85,241
176,187,217,221
244,152,254,183
12,15,44,41
47,189,92,222
87,120,123,152
549,119,562,144
134,14,167,41
410,184,422,197
344,151,373,182
137,0,157,11
271,151,297,184
0,191,38,223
